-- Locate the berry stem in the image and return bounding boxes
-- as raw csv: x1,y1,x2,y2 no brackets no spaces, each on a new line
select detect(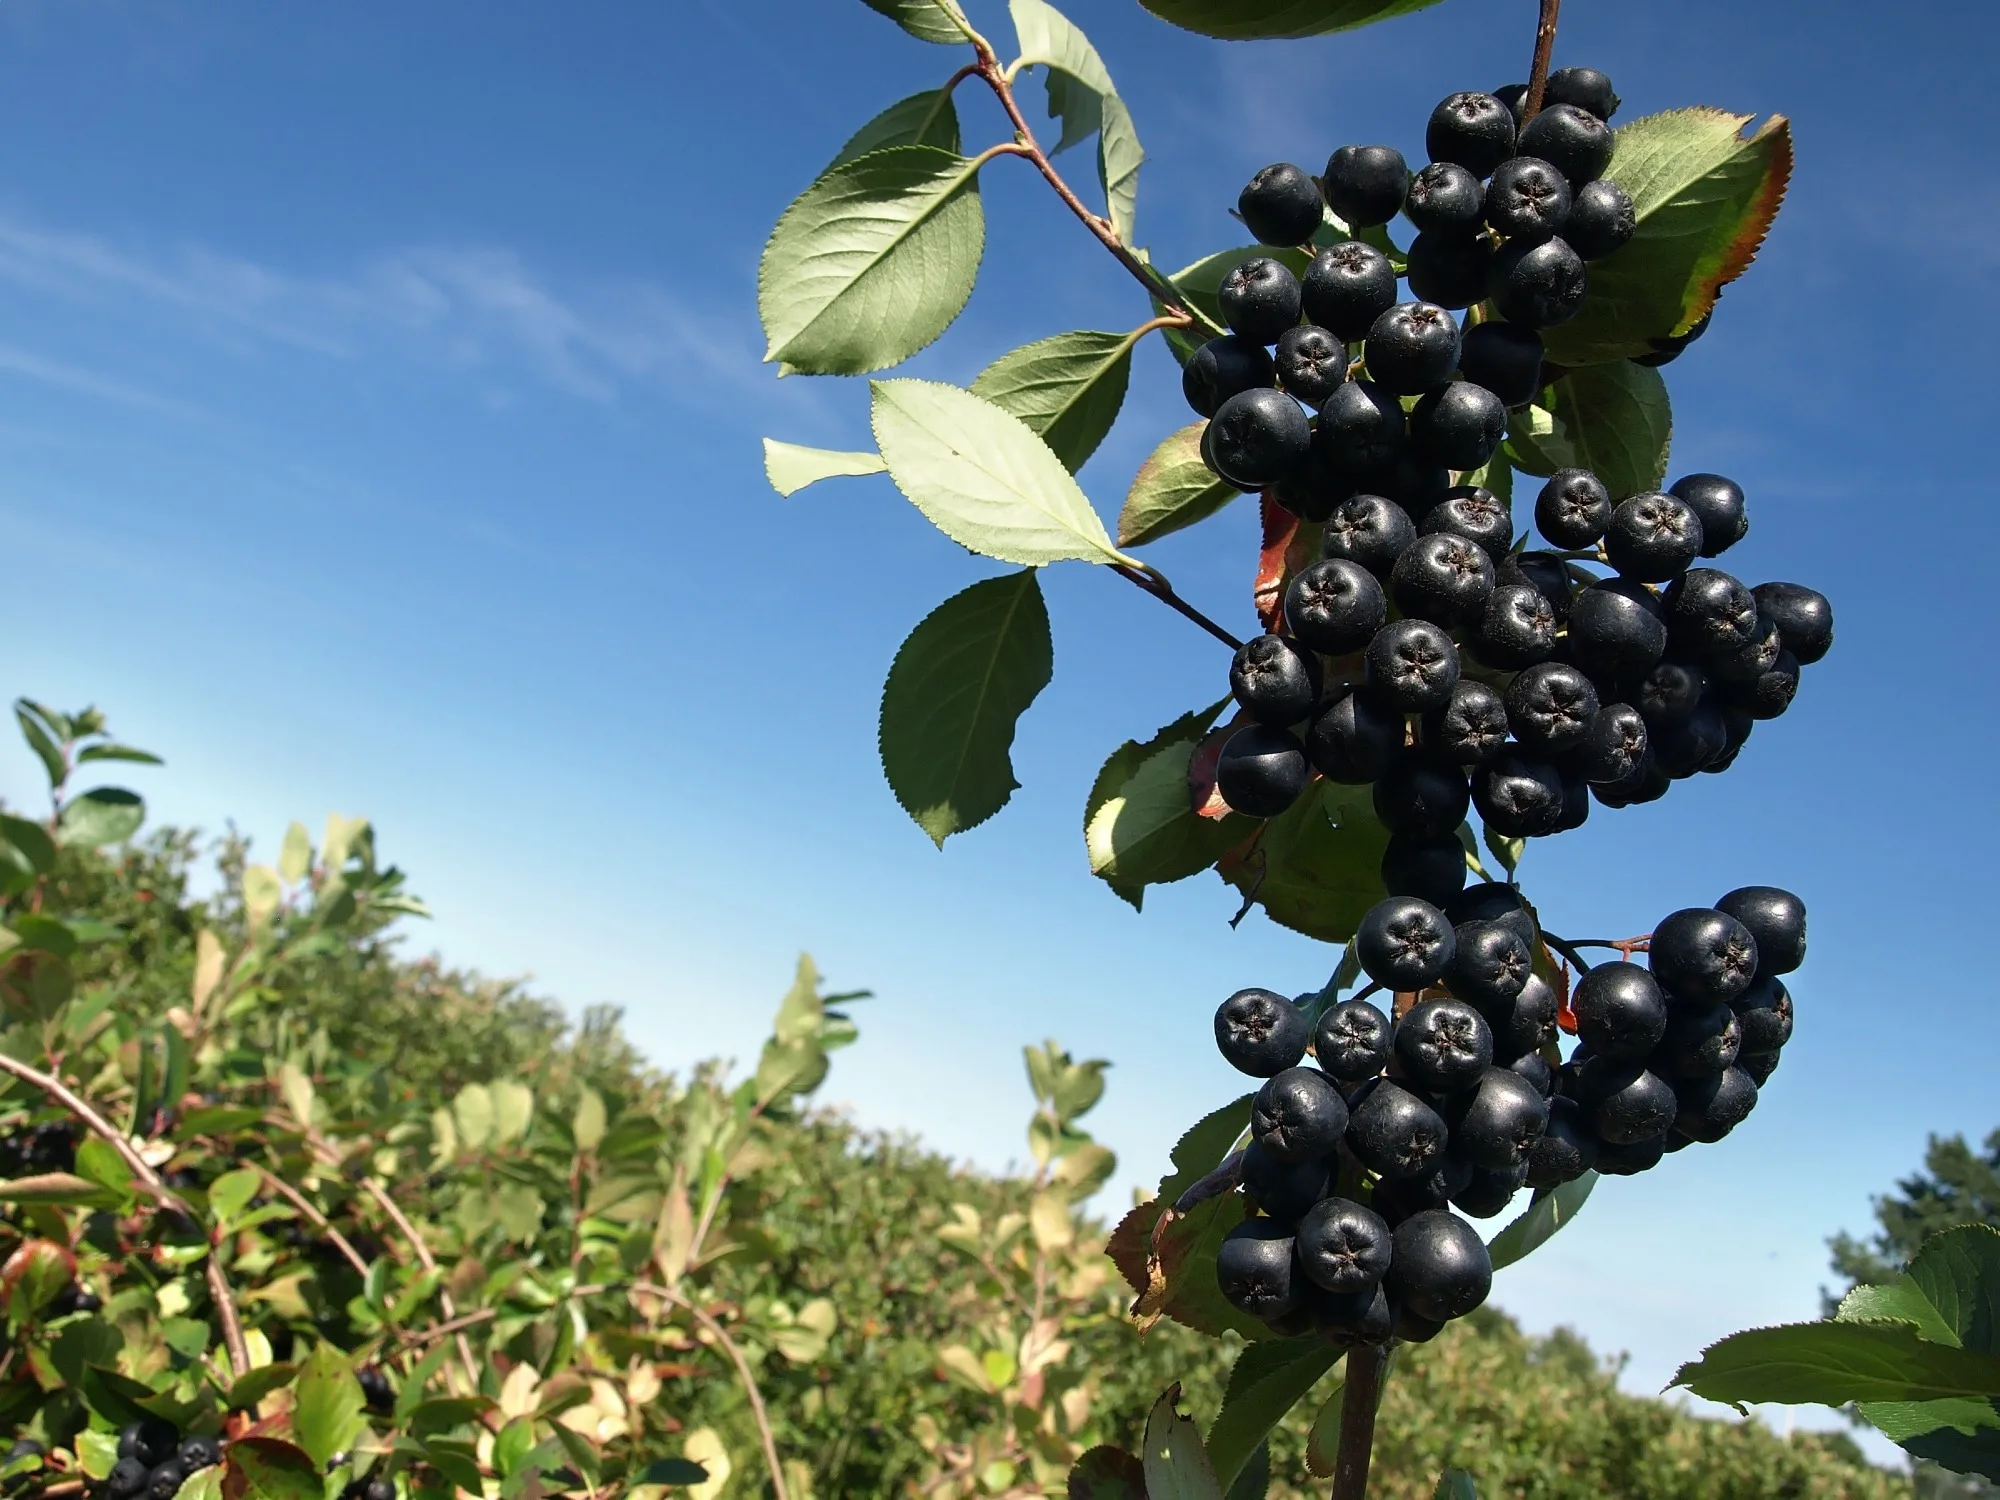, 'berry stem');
1540,931,1599,975
1111,562,1245,651
1522,0,1564,123
1331,1343,1388,1500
